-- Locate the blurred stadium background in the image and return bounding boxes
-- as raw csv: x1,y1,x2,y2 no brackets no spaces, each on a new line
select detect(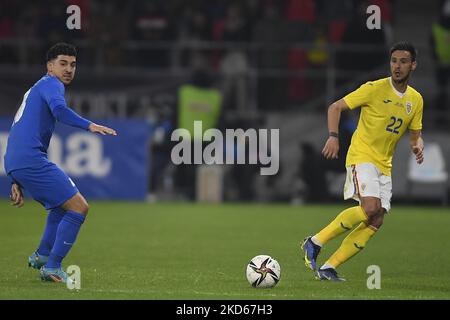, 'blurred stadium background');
0,0,449,206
